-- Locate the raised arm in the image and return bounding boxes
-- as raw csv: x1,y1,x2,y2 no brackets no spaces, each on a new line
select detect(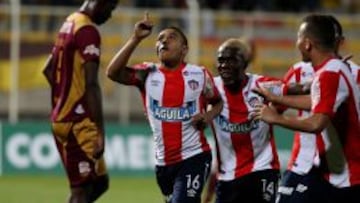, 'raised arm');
106,12,153,84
